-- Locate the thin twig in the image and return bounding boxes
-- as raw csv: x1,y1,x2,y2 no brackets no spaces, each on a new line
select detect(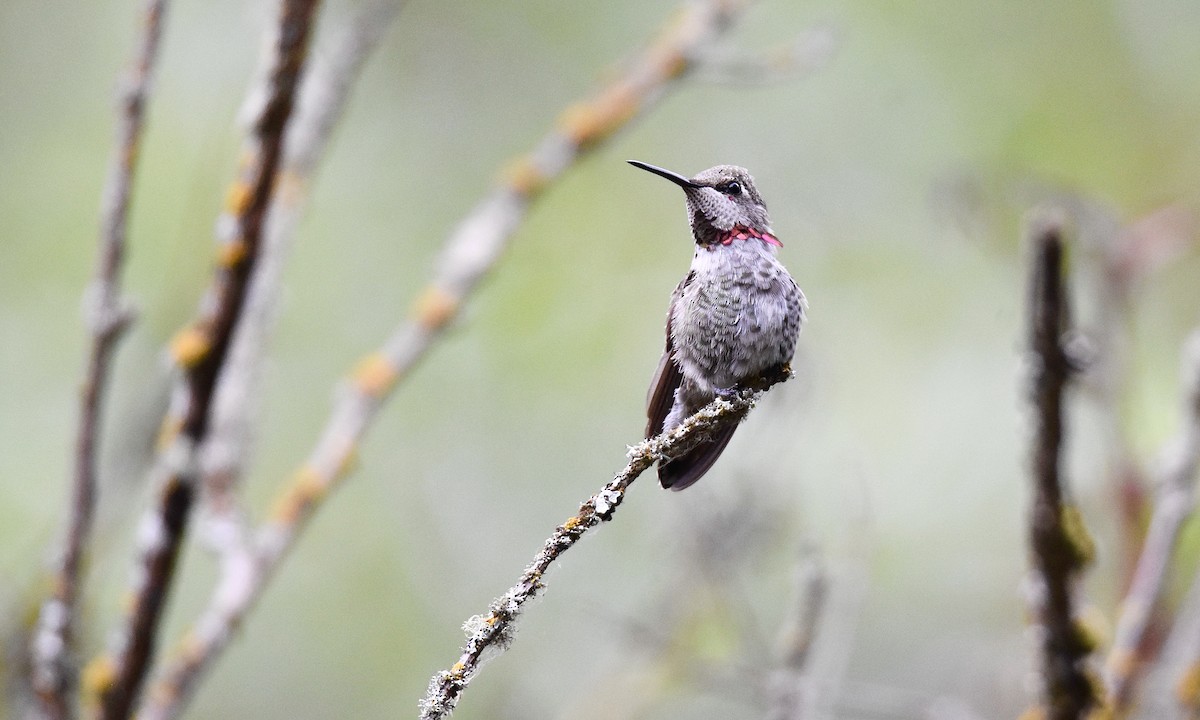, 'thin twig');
765,547,827,720
1172,559,1200,718
141,0,763,714
1105,329,1200,709
693,25,837,85
1025,218,1100,720
138,3,404,716
419,370,791,720
28,2,169,718
80,3,322,719
1073,202,1195,598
